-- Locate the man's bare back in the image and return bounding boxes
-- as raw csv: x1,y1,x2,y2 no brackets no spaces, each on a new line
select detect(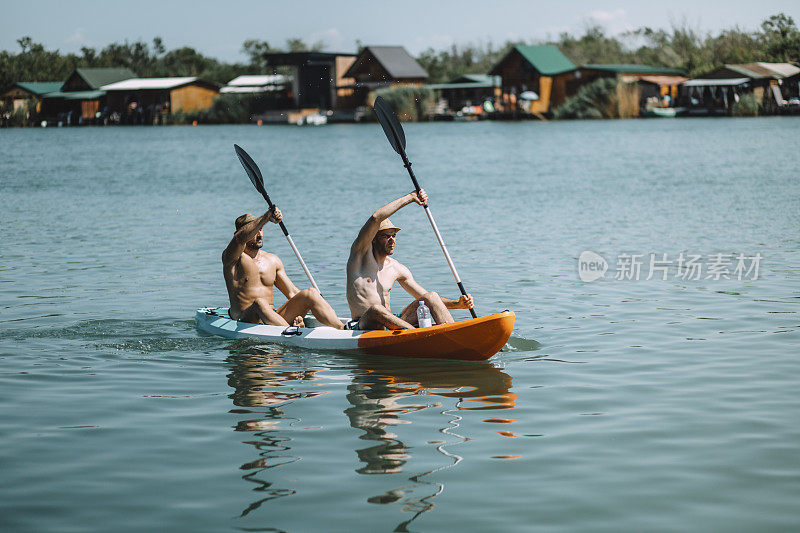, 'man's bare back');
346,190,473,330
223,208,343,329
